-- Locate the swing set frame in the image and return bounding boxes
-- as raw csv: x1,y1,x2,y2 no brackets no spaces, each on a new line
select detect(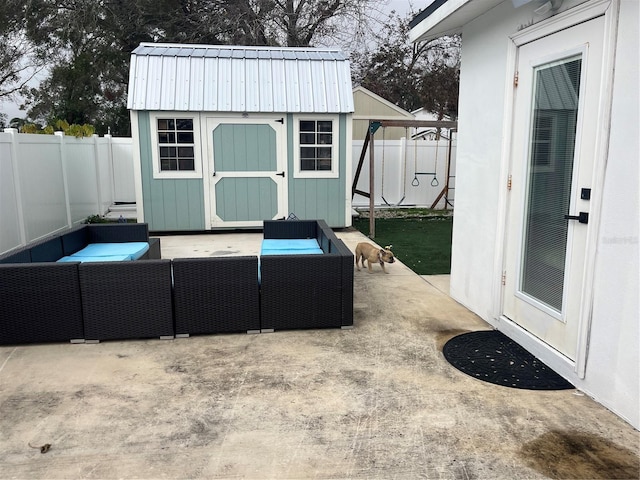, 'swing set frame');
352,119,457,238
